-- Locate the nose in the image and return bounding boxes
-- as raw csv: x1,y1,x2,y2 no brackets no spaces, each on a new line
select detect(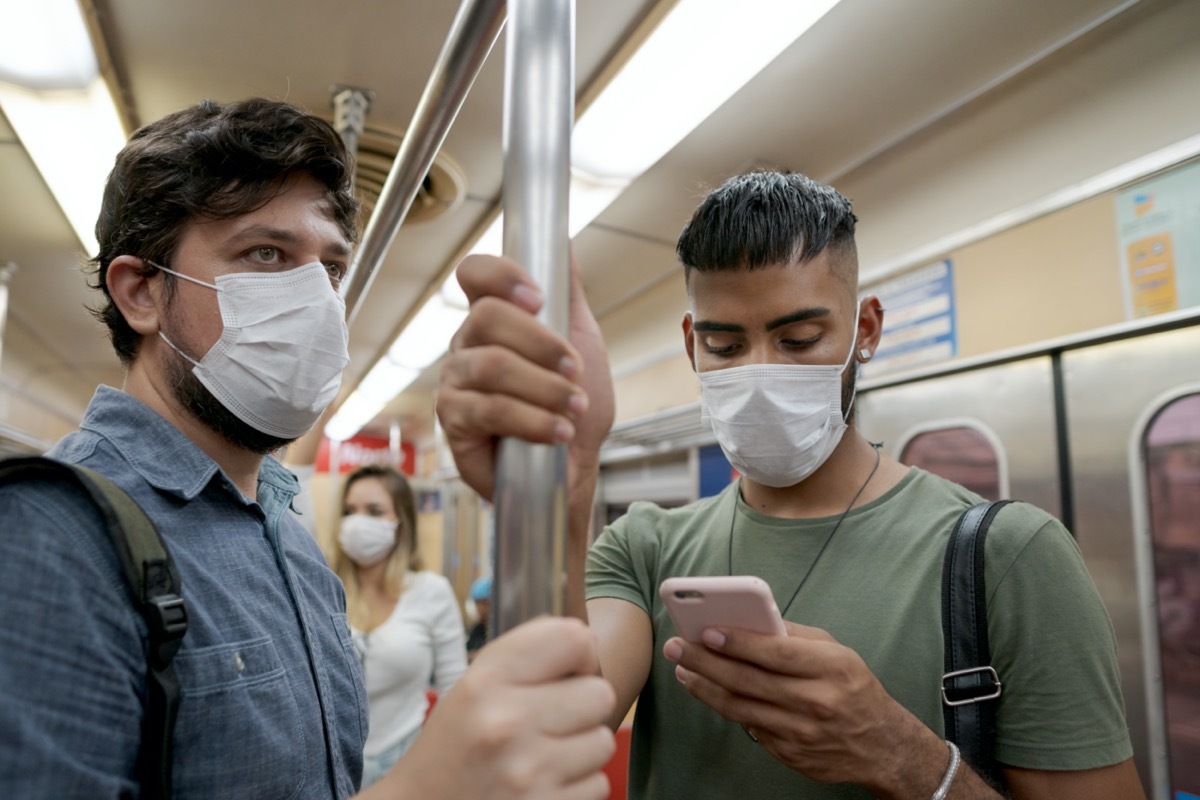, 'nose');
746,338,792,367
